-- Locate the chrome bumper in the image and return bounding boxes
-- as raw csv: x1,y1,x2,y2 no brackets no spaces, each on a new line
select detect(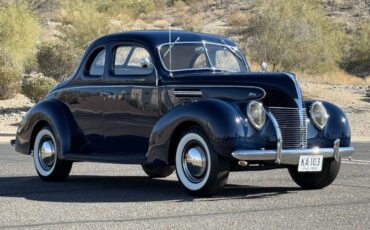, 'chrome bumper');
232,143,354,165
